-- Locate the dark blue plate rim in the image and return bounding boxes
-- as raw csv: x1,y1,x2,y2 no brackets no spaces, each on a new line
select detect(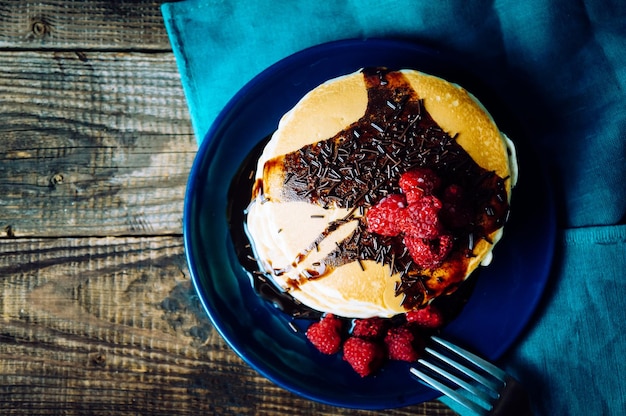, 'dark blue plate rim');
183,38,556,410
